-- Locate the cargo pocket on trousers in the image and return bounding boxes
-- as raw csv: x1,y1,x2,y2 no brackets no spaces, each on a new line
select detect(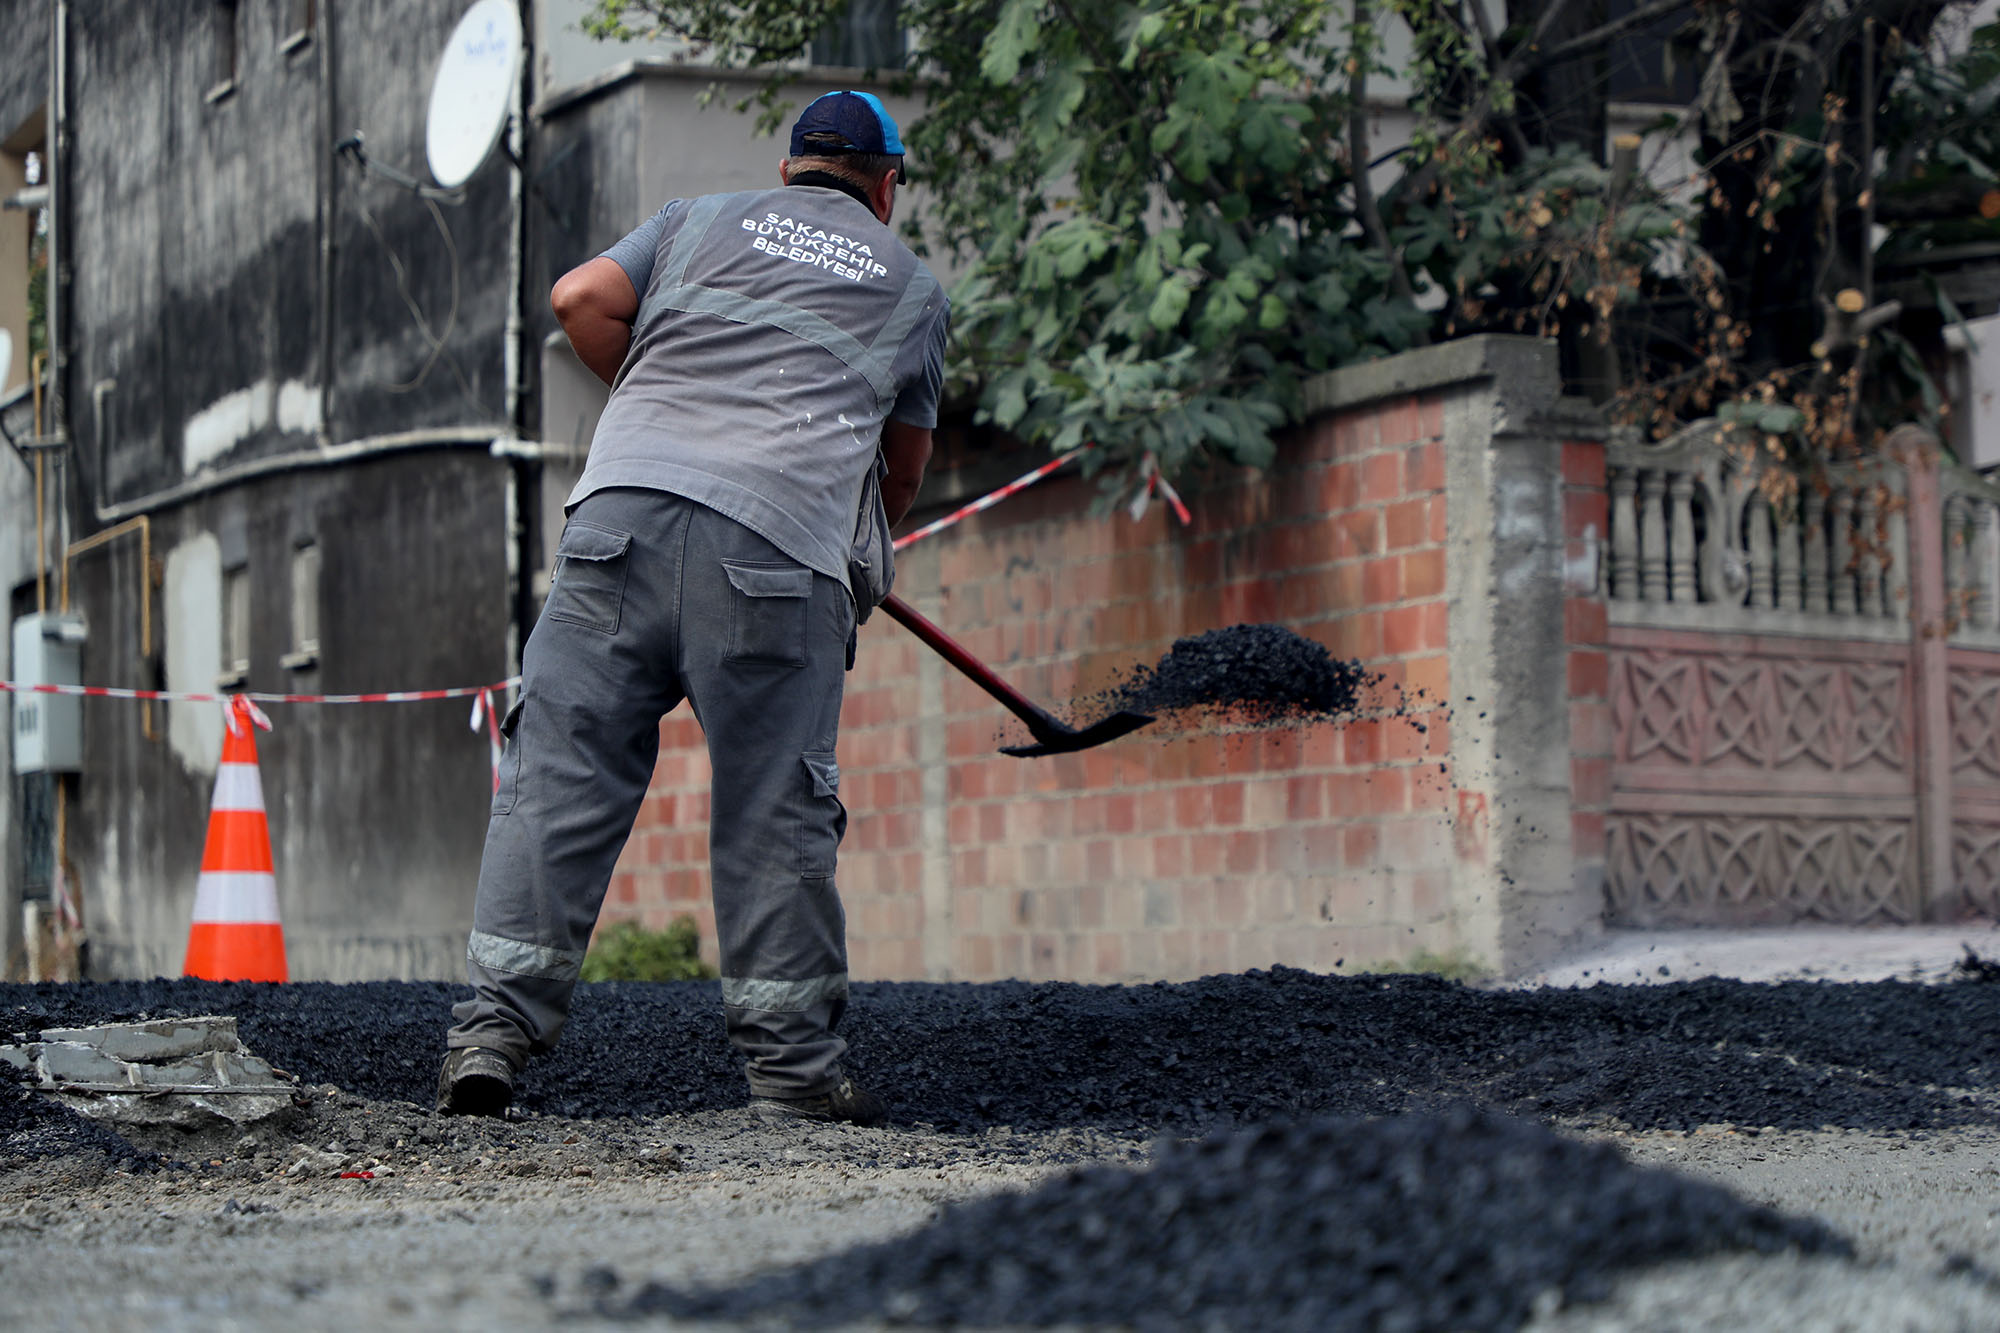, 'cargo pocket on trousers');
491,693,527,815
799,751,846,880
547,522,632,634
723,560,813,667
